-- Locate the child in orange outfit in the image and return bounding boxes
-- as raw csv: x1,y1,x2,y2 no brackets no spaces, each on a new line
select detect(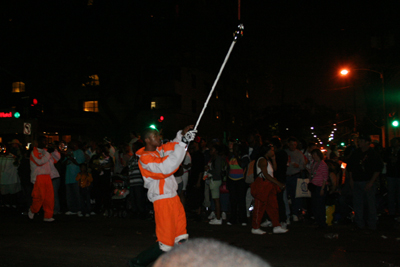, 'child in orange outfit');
75,163,93,217
128,125,197,267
